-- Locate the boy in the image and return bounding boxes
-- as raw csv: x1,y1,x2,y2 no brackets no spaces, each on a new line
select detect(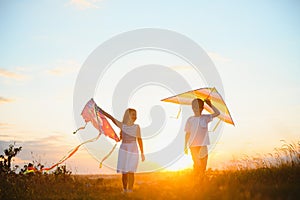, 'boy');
184,98,220,177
